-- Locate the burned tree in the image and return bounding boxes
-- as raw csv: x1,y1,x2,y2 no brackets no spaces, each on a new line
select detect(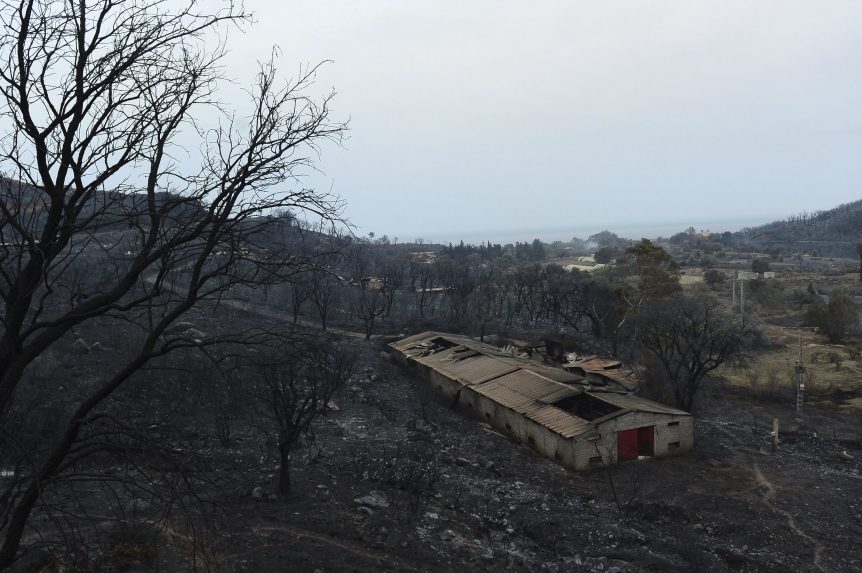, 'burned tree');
0,0,345,566
256,341,354,495
637,296,747,410
350,284,387,340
